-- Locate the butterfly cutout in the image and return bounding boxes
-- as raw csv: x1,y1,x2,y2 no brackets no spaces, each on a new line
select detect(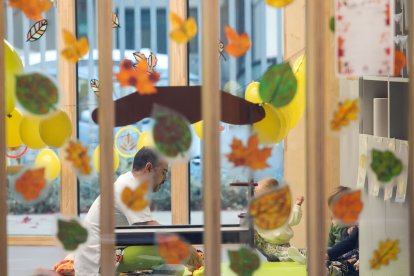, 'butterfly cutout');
228,247,260,276
249,186,292,230
265,0,294,8
27,19,48,42
332,190,363,225
170,12,198,44
61,30,89,63
394,50,406,76
65,140,92,176
224,25,251,58
9,0,52,20
330,99,359,131
112,13,120,28
157,234,190,264
133,52,158,72
116,59,159,94
121,181,150,211
57,218,88,251
371,149,403,183
370,239,400,269
219,41,227,61
226,135,272,170
90,79,99,96
15,168,46,201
